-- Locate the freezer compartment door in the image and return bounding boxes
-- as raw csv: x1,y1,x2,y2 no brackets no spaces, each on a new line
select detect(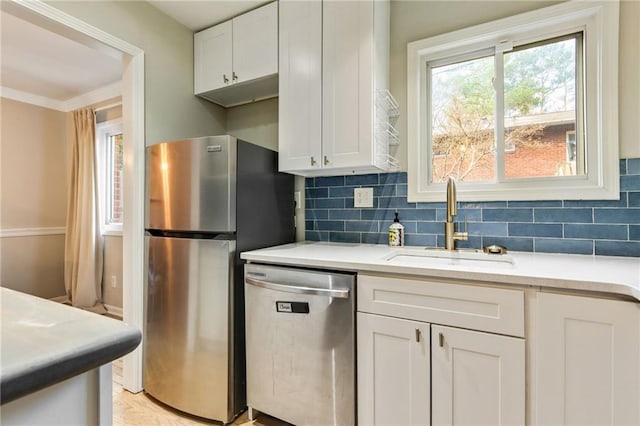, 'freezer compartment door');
244,264,355,426
145,136,236,232
143,235,235,421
